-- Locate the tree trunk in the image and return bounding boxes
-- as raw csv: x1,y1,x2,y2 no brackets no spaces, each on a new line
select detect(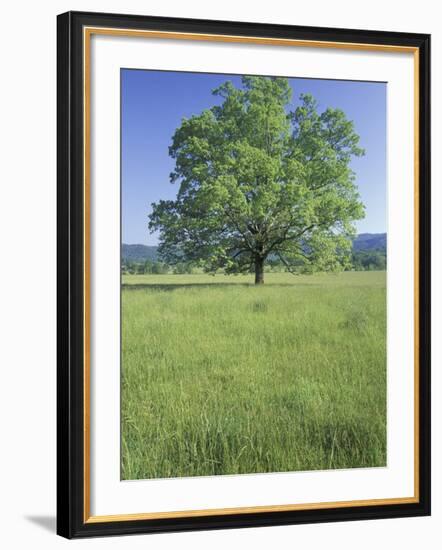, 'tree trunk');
255,256,264,284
